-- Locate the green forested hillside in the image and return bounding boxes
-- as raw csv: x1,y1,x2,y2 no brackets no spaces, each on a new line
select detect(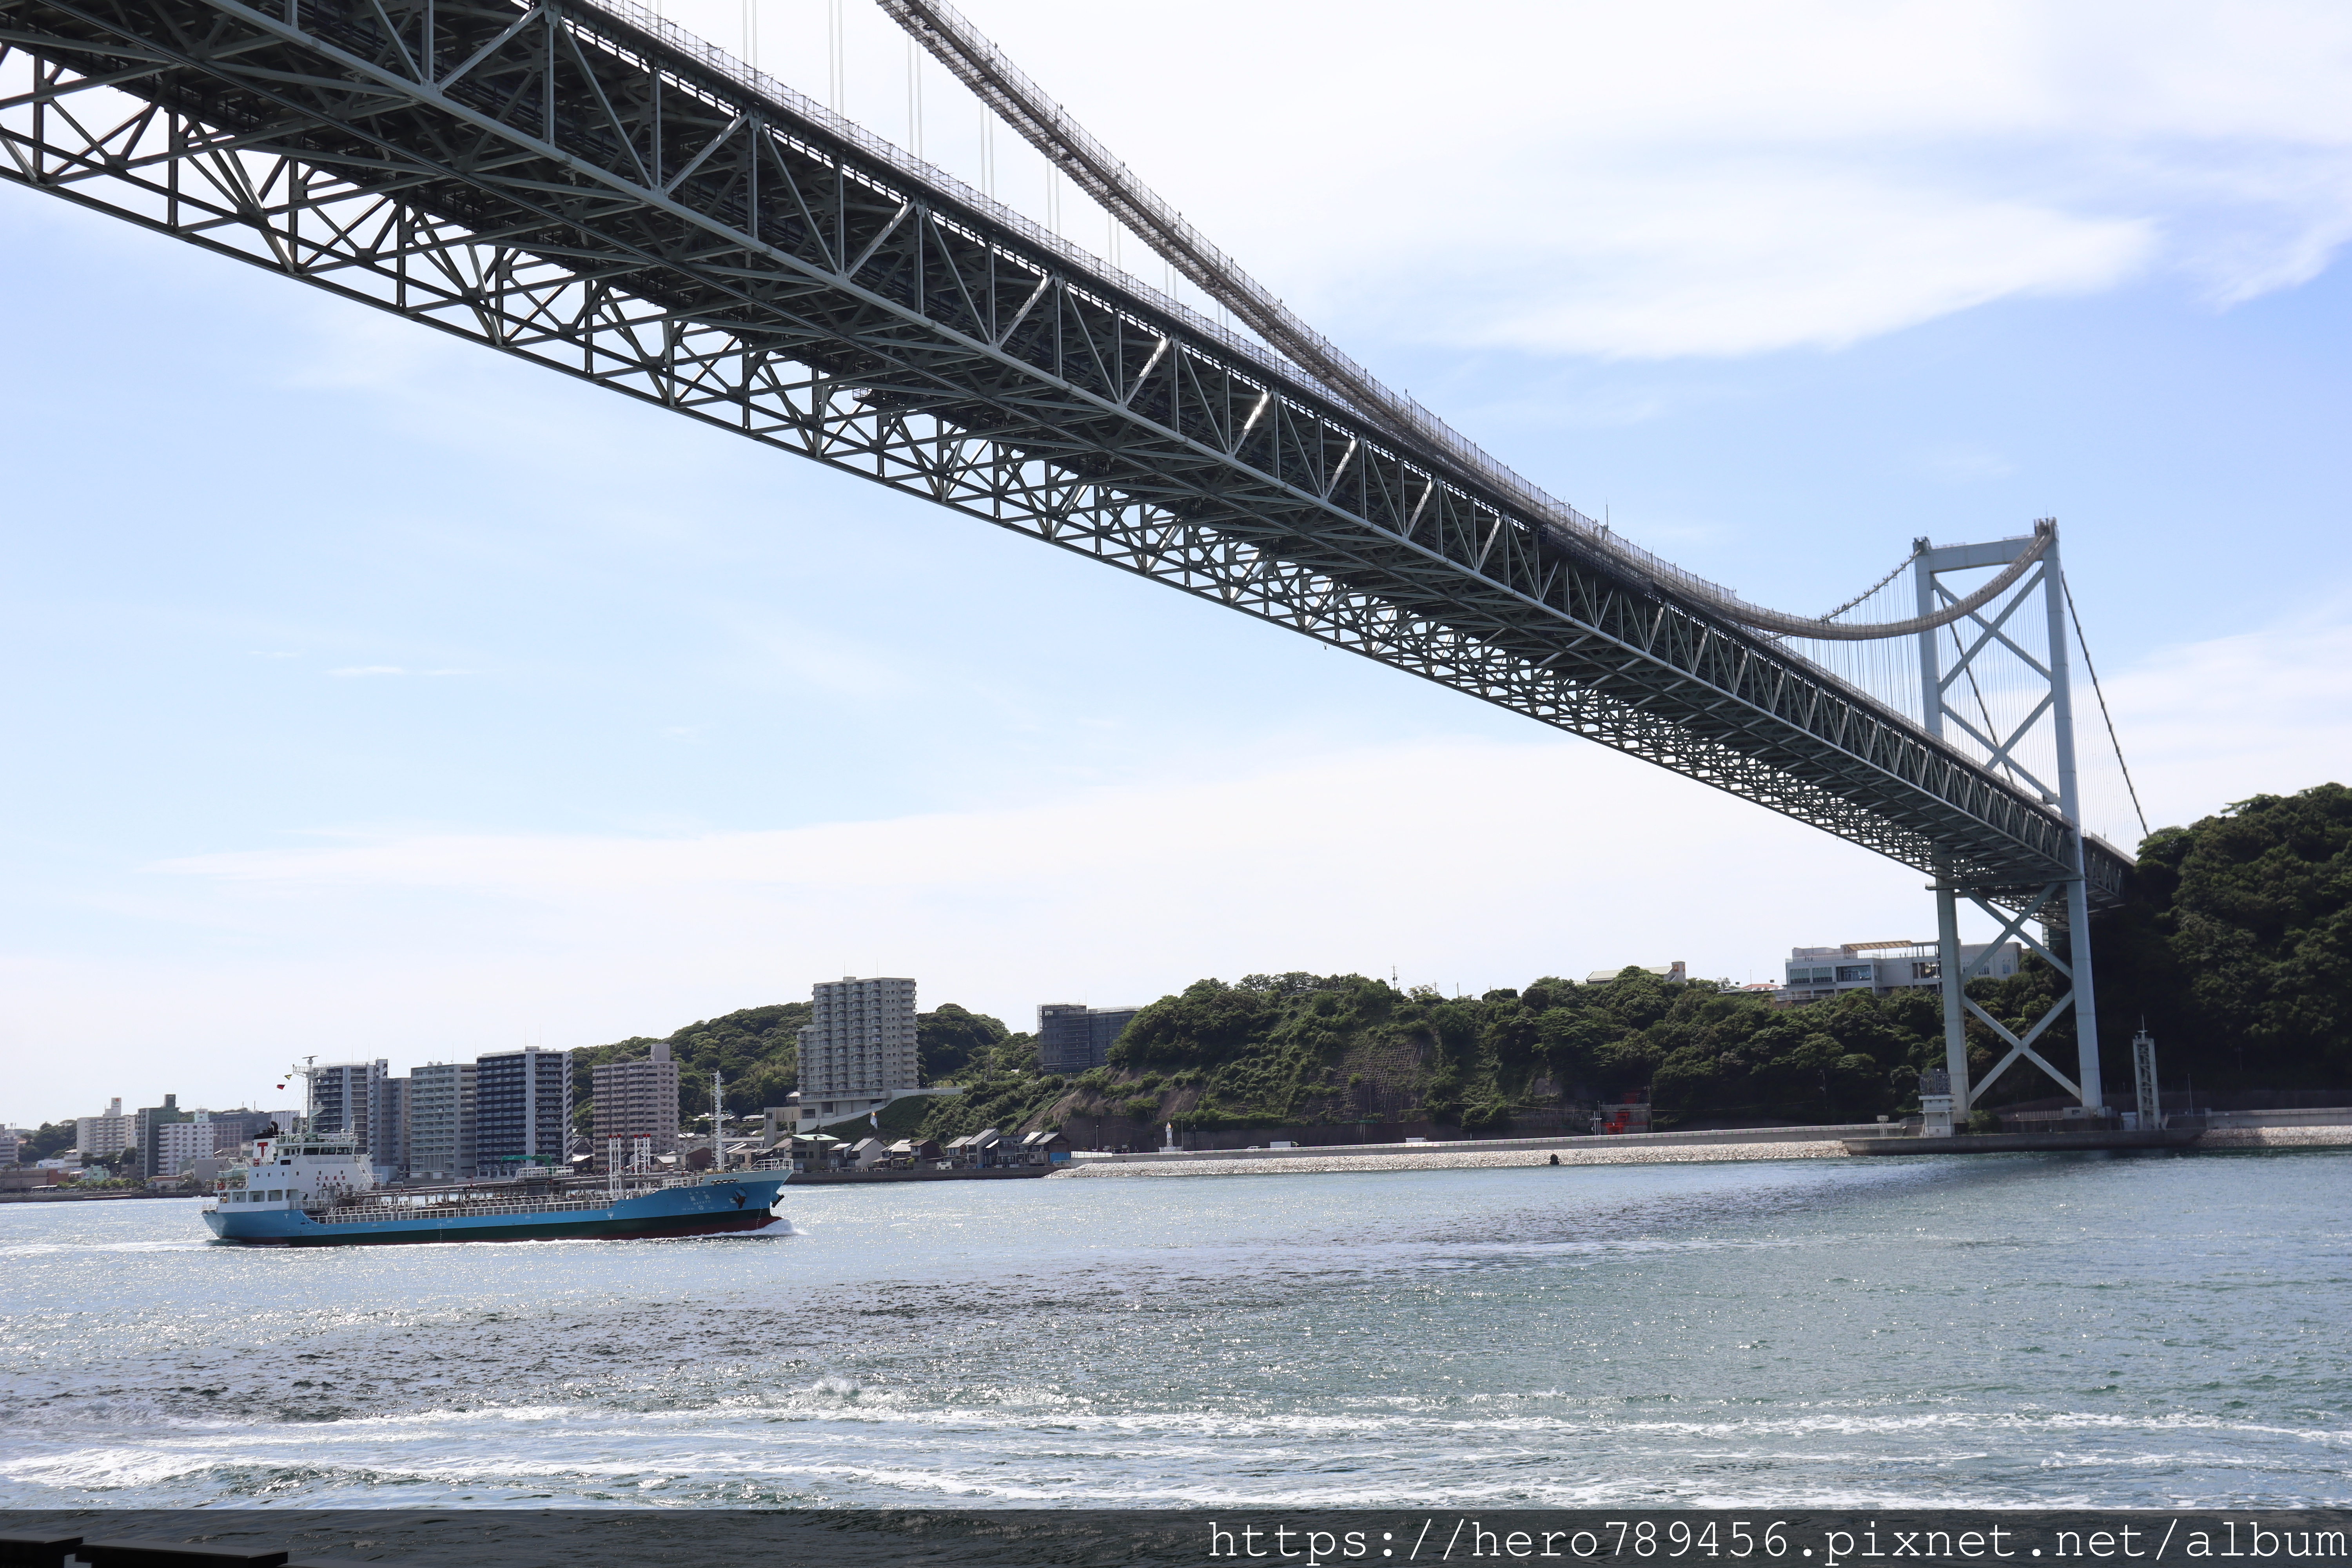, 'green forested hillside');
570,1003,811,1132
1092,969,1942,1131
2092,782,2351,1091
